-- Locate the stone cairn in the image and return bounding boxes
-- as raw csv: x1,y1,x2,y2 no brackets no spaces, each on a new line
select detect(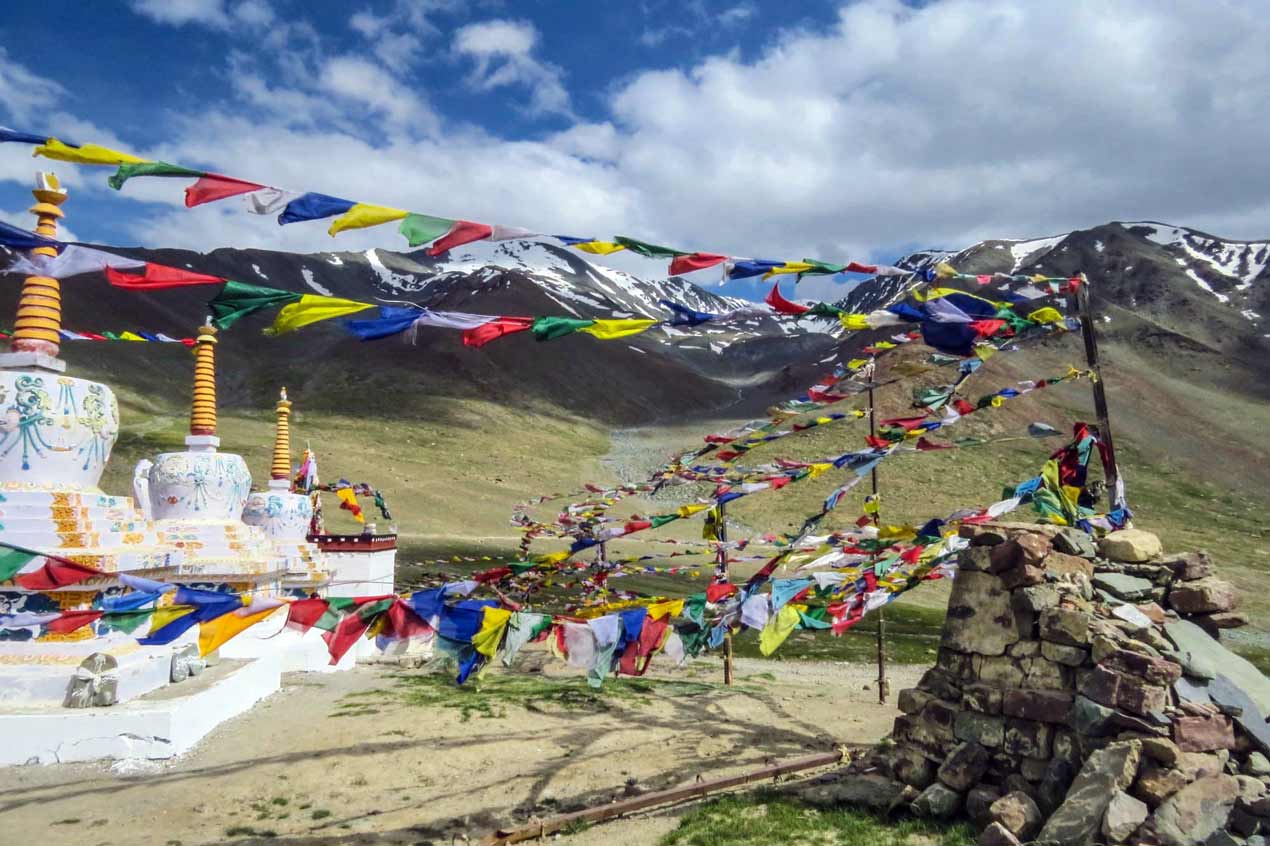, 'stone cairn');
825,523,1270,846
